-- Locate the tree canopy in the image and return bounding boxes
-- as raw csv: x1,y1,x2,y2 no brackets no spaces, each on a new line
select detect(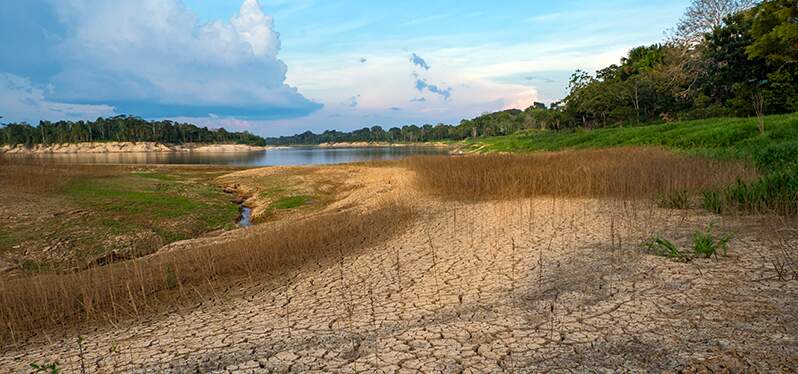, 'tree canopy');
0,116,266,147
